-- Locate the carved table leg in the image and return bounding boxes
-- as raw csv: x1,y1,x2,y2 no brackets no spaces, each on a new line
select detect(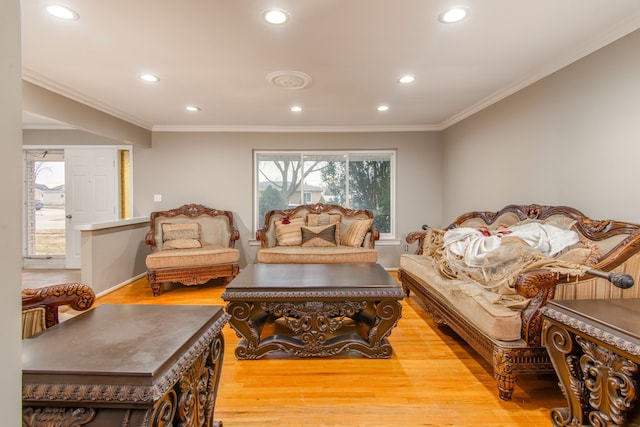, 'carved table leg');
544,323,589,426
365,299,403,358
226,301,262,360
